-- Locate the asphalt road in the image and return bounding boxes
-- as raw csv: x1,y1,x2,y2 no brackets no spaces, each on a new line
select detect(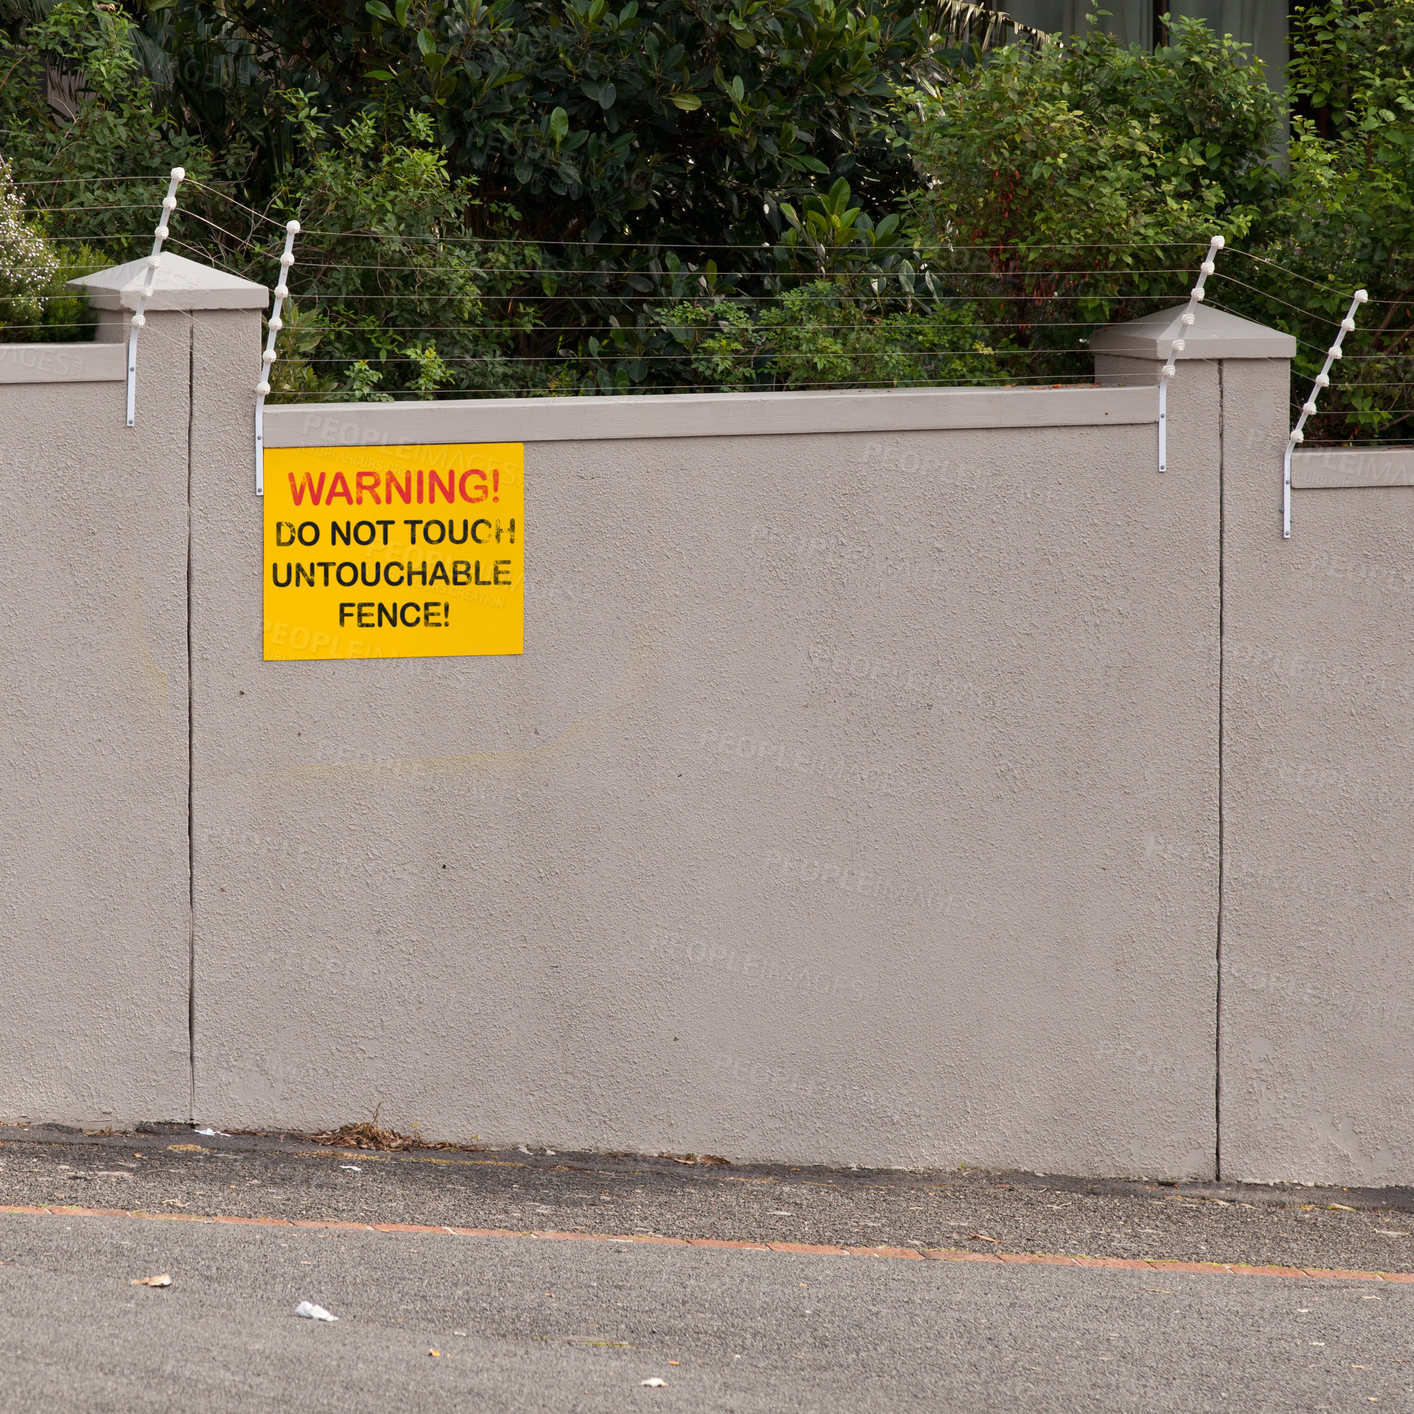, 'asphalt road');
2,1126,1414,1410
0,1208,1410,1412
